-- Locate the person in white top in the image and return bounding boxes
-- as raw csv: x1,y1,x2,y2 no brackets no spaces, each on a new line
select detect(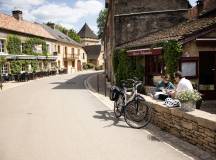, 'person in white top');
169,71,193,97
